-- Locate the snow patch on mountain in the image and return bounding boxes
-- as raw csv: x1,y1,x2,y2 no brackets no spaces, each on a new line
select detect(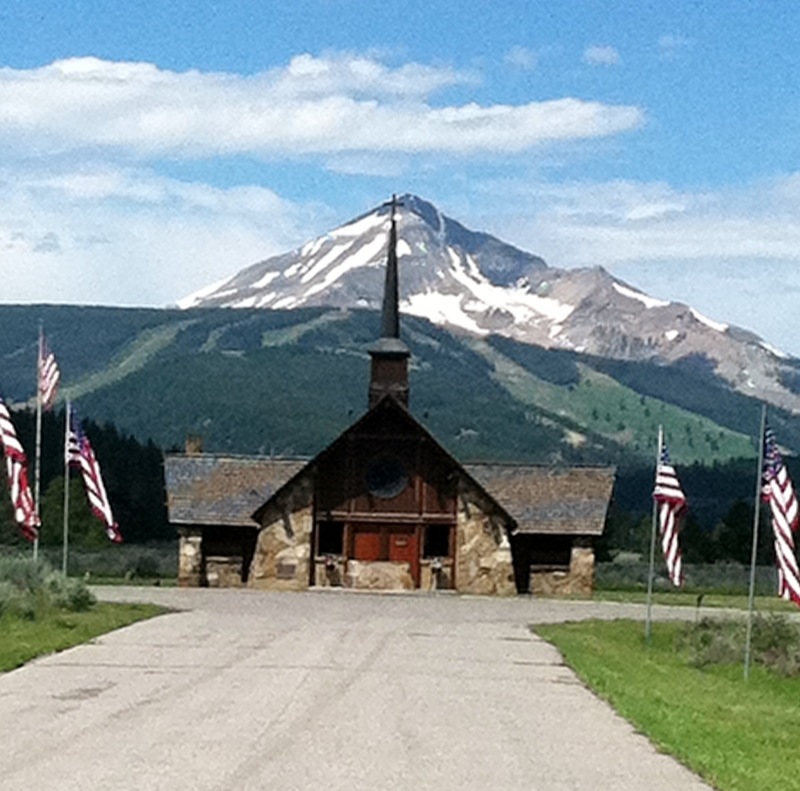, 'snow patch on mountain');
403,291,486,334
330,211,387,239
252,270,280,289
444,246,574,325
761,341,790,360
690,307,728,333
177,276,235,309
612,282,670,309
